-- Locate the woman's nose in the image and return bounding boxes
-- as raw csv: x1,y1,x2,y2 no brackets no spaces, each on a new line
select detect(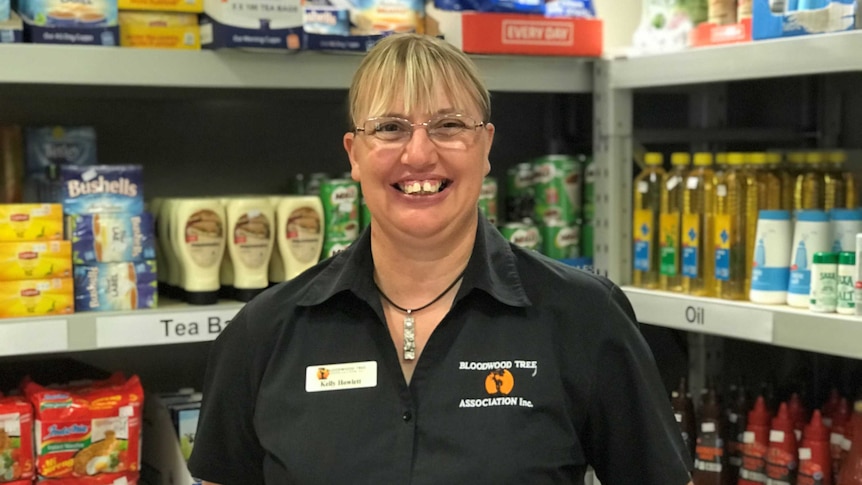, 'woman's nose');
400,126,437,167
